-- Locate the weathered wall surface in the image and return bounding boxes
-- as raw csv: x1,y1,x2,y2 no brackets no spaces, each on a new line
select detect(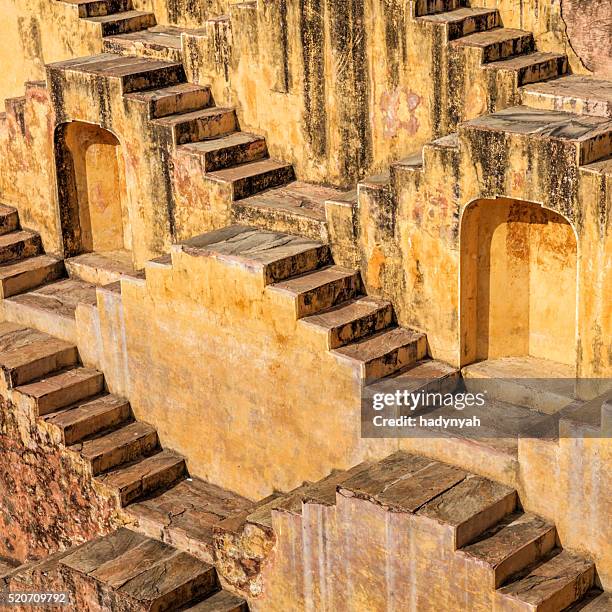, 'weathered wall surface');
0,397,118,564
